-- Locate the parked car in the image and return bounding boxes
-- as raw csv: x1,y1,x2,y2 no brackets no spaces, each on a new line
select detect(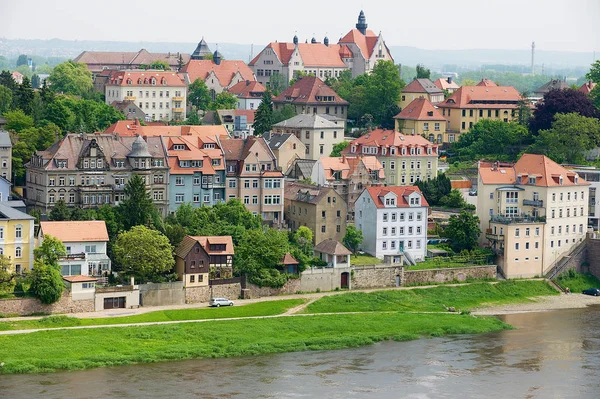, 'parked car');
209,297,234,307
582,288,600,296
468,189,478,196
